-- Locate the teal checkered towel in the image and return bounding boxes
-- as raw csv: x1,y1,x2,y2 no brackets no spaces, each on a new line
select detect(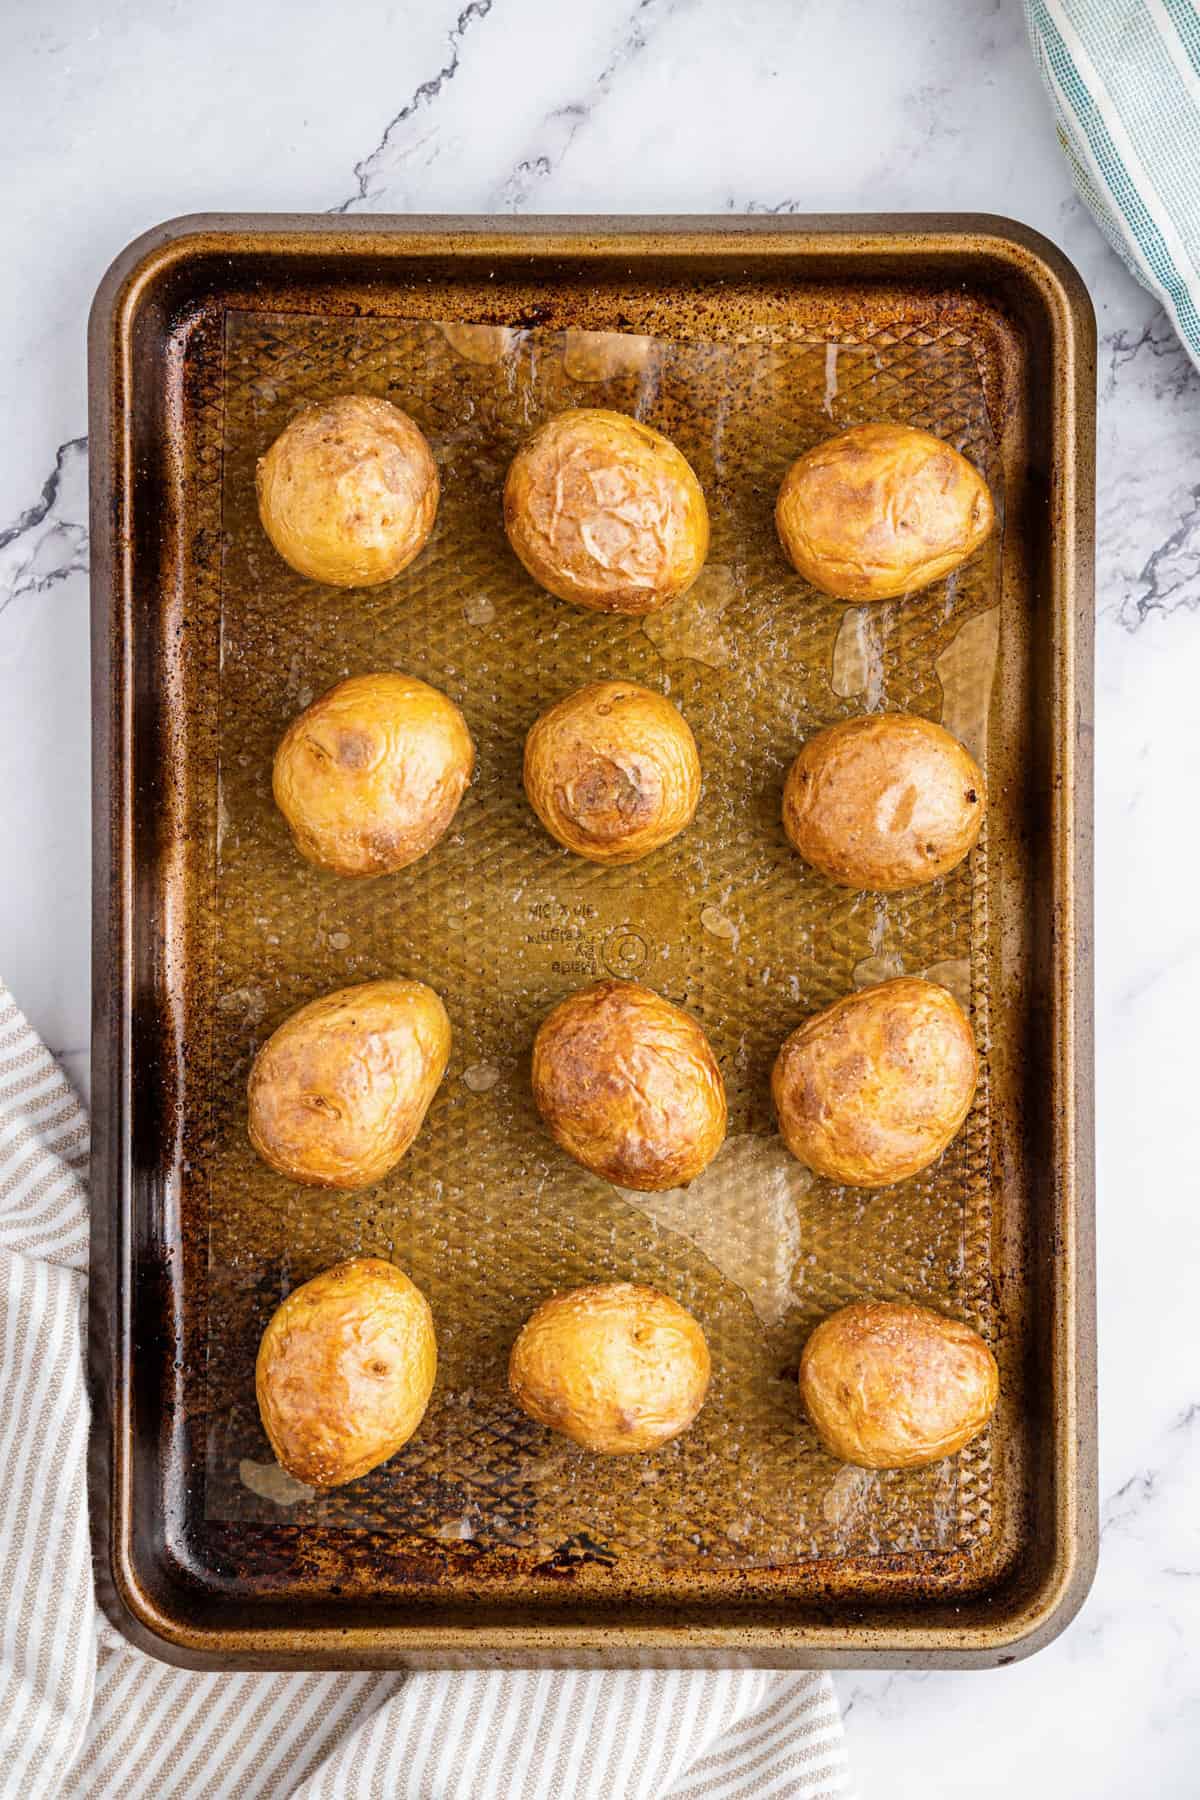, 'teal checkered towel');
1027,0,1200,363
